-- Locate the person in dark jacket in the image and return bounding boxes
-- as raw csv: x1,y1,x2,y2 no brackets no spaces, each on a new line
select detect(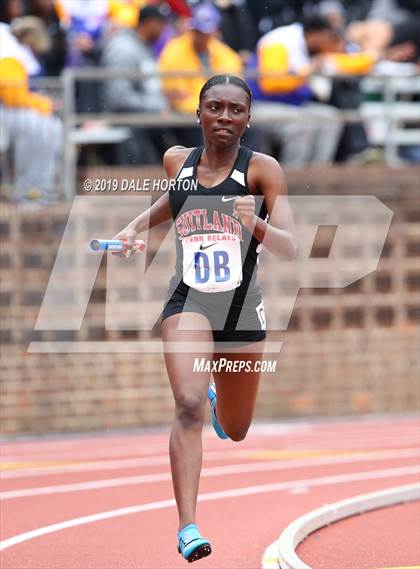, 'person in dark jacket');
213,0,258,64
100,5,168,165
26,0,67,76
